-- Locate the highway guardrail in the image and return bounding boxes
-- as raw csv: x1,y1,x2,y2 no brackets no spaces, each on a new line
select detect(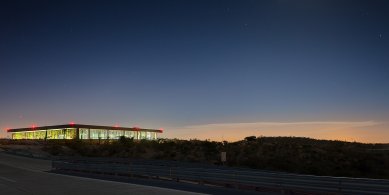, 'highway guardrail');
52,158,389,195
